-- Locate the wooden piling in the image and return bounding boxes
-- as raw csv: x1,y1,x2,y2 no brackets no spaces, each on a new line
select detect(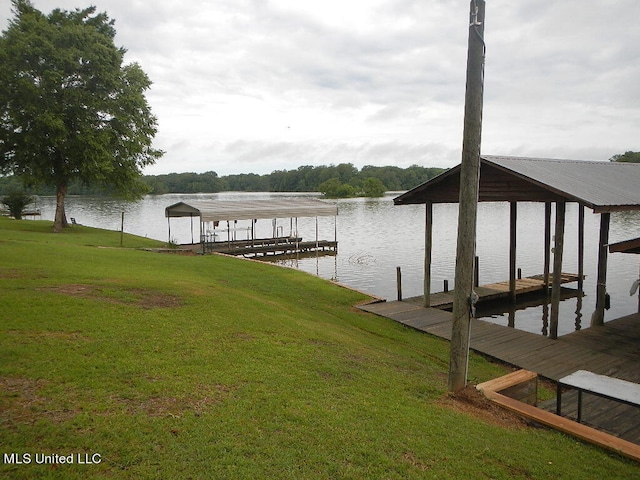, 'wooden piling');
544,202,552,291
509,202,517,302
550,202,566,339
424,203,433,307
591,213,610,327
